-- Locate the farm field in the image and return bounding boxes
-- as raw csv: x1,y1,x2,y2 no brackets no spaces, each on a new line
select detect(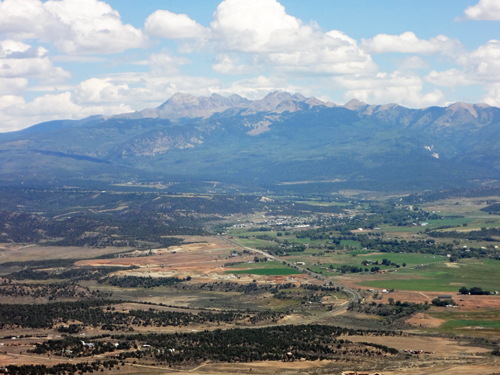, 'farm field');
354,259,500,292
